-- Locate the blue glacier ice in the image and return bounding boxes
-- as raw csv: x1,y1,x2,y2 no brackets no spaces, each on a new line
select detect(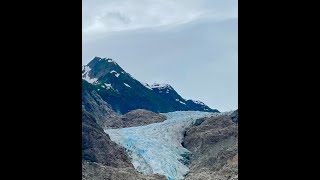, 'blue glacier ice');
105,111,221,180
